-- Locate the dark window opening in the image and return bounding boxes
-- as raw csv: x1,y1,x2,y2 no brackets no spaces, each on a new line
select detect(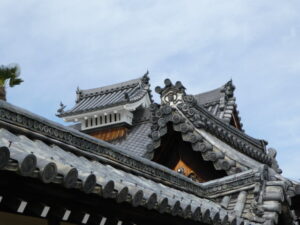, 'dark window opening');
153,123,226,182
